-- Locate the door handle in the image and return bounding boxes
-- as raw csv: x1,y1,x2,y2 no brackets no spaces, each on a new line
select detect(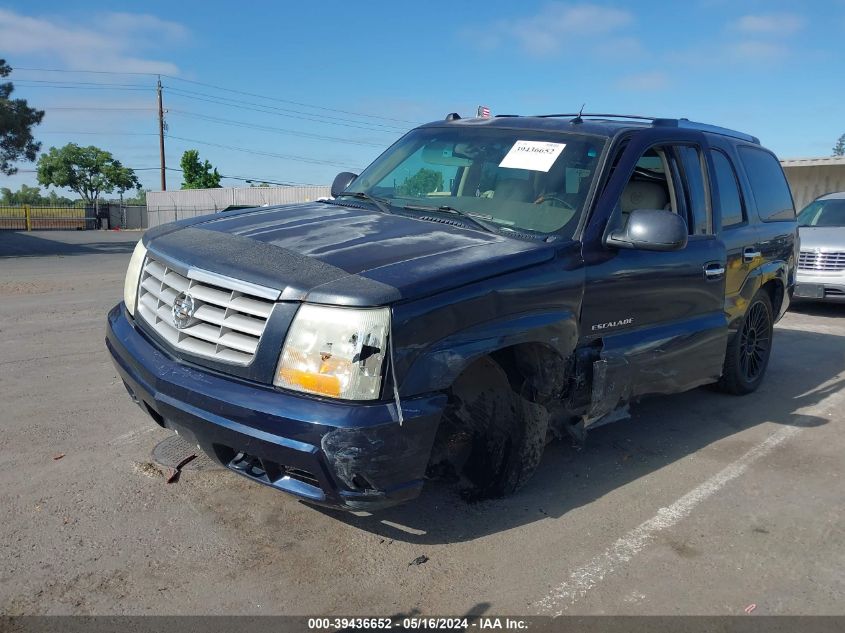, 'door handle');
743,247,762,263
704,262,725,280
